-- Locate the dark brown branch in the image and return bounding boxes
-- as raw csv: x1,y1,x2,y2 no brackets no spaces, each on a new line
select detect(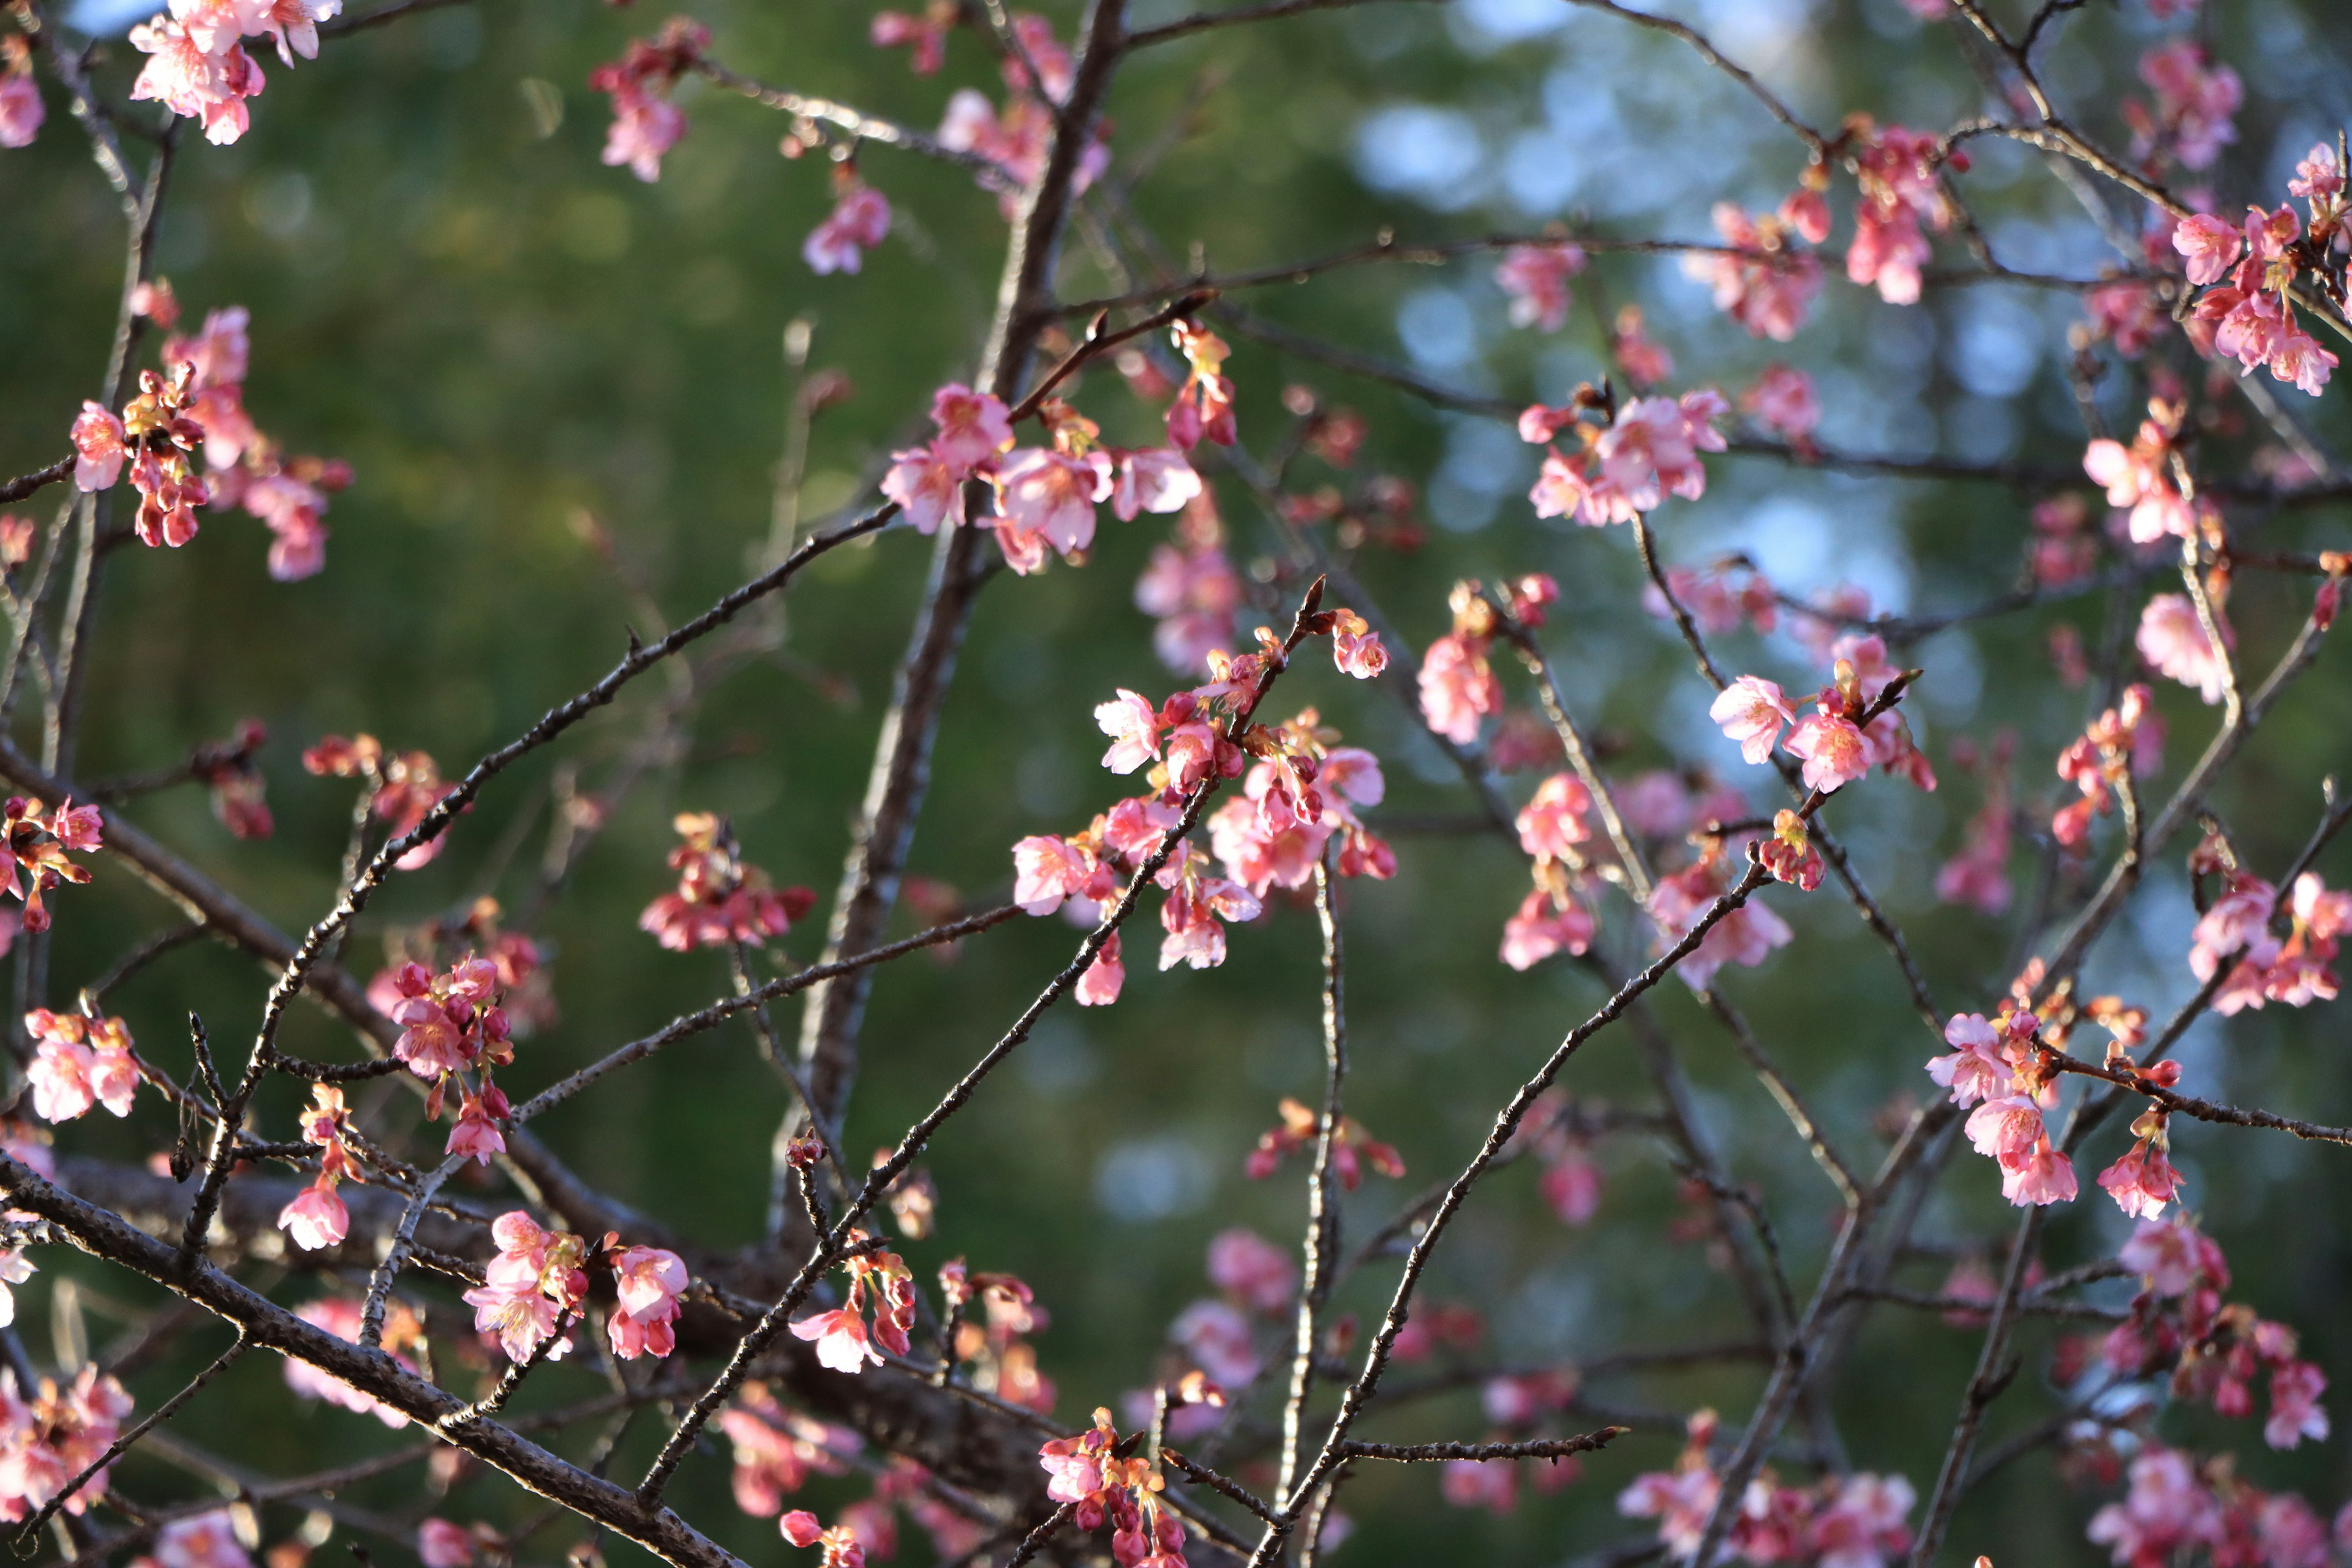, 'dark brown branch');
0,459,72,507
1336,1428,1628,1463
1125,0,1440,47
